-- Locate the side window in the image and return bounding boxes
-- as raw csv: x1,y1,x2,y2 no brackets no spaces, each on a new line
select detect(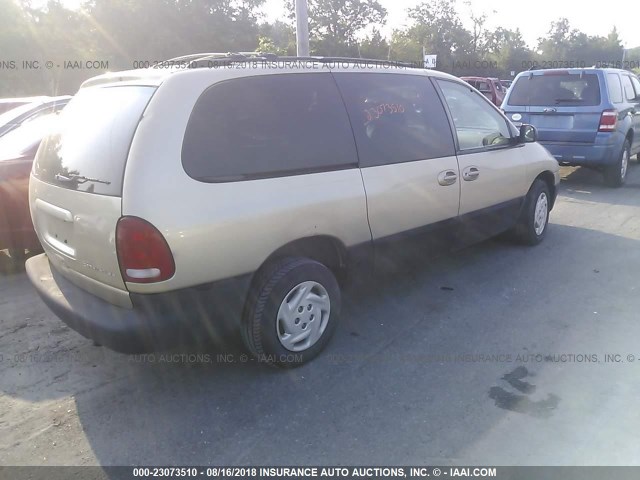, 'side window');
630,76,640,100
436,80,512,151
606,73,623,103
621,75,636,102
333,73,455,168
182,73,358,182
